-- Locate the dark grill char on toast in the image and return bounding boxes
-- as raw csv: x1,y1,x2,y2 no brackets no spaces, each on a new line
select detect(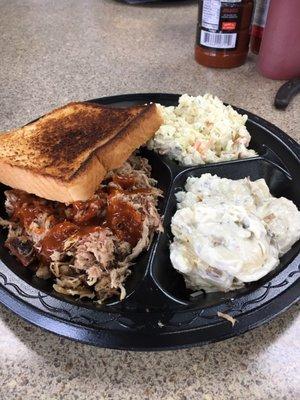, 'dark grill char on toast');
0,101,163,202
